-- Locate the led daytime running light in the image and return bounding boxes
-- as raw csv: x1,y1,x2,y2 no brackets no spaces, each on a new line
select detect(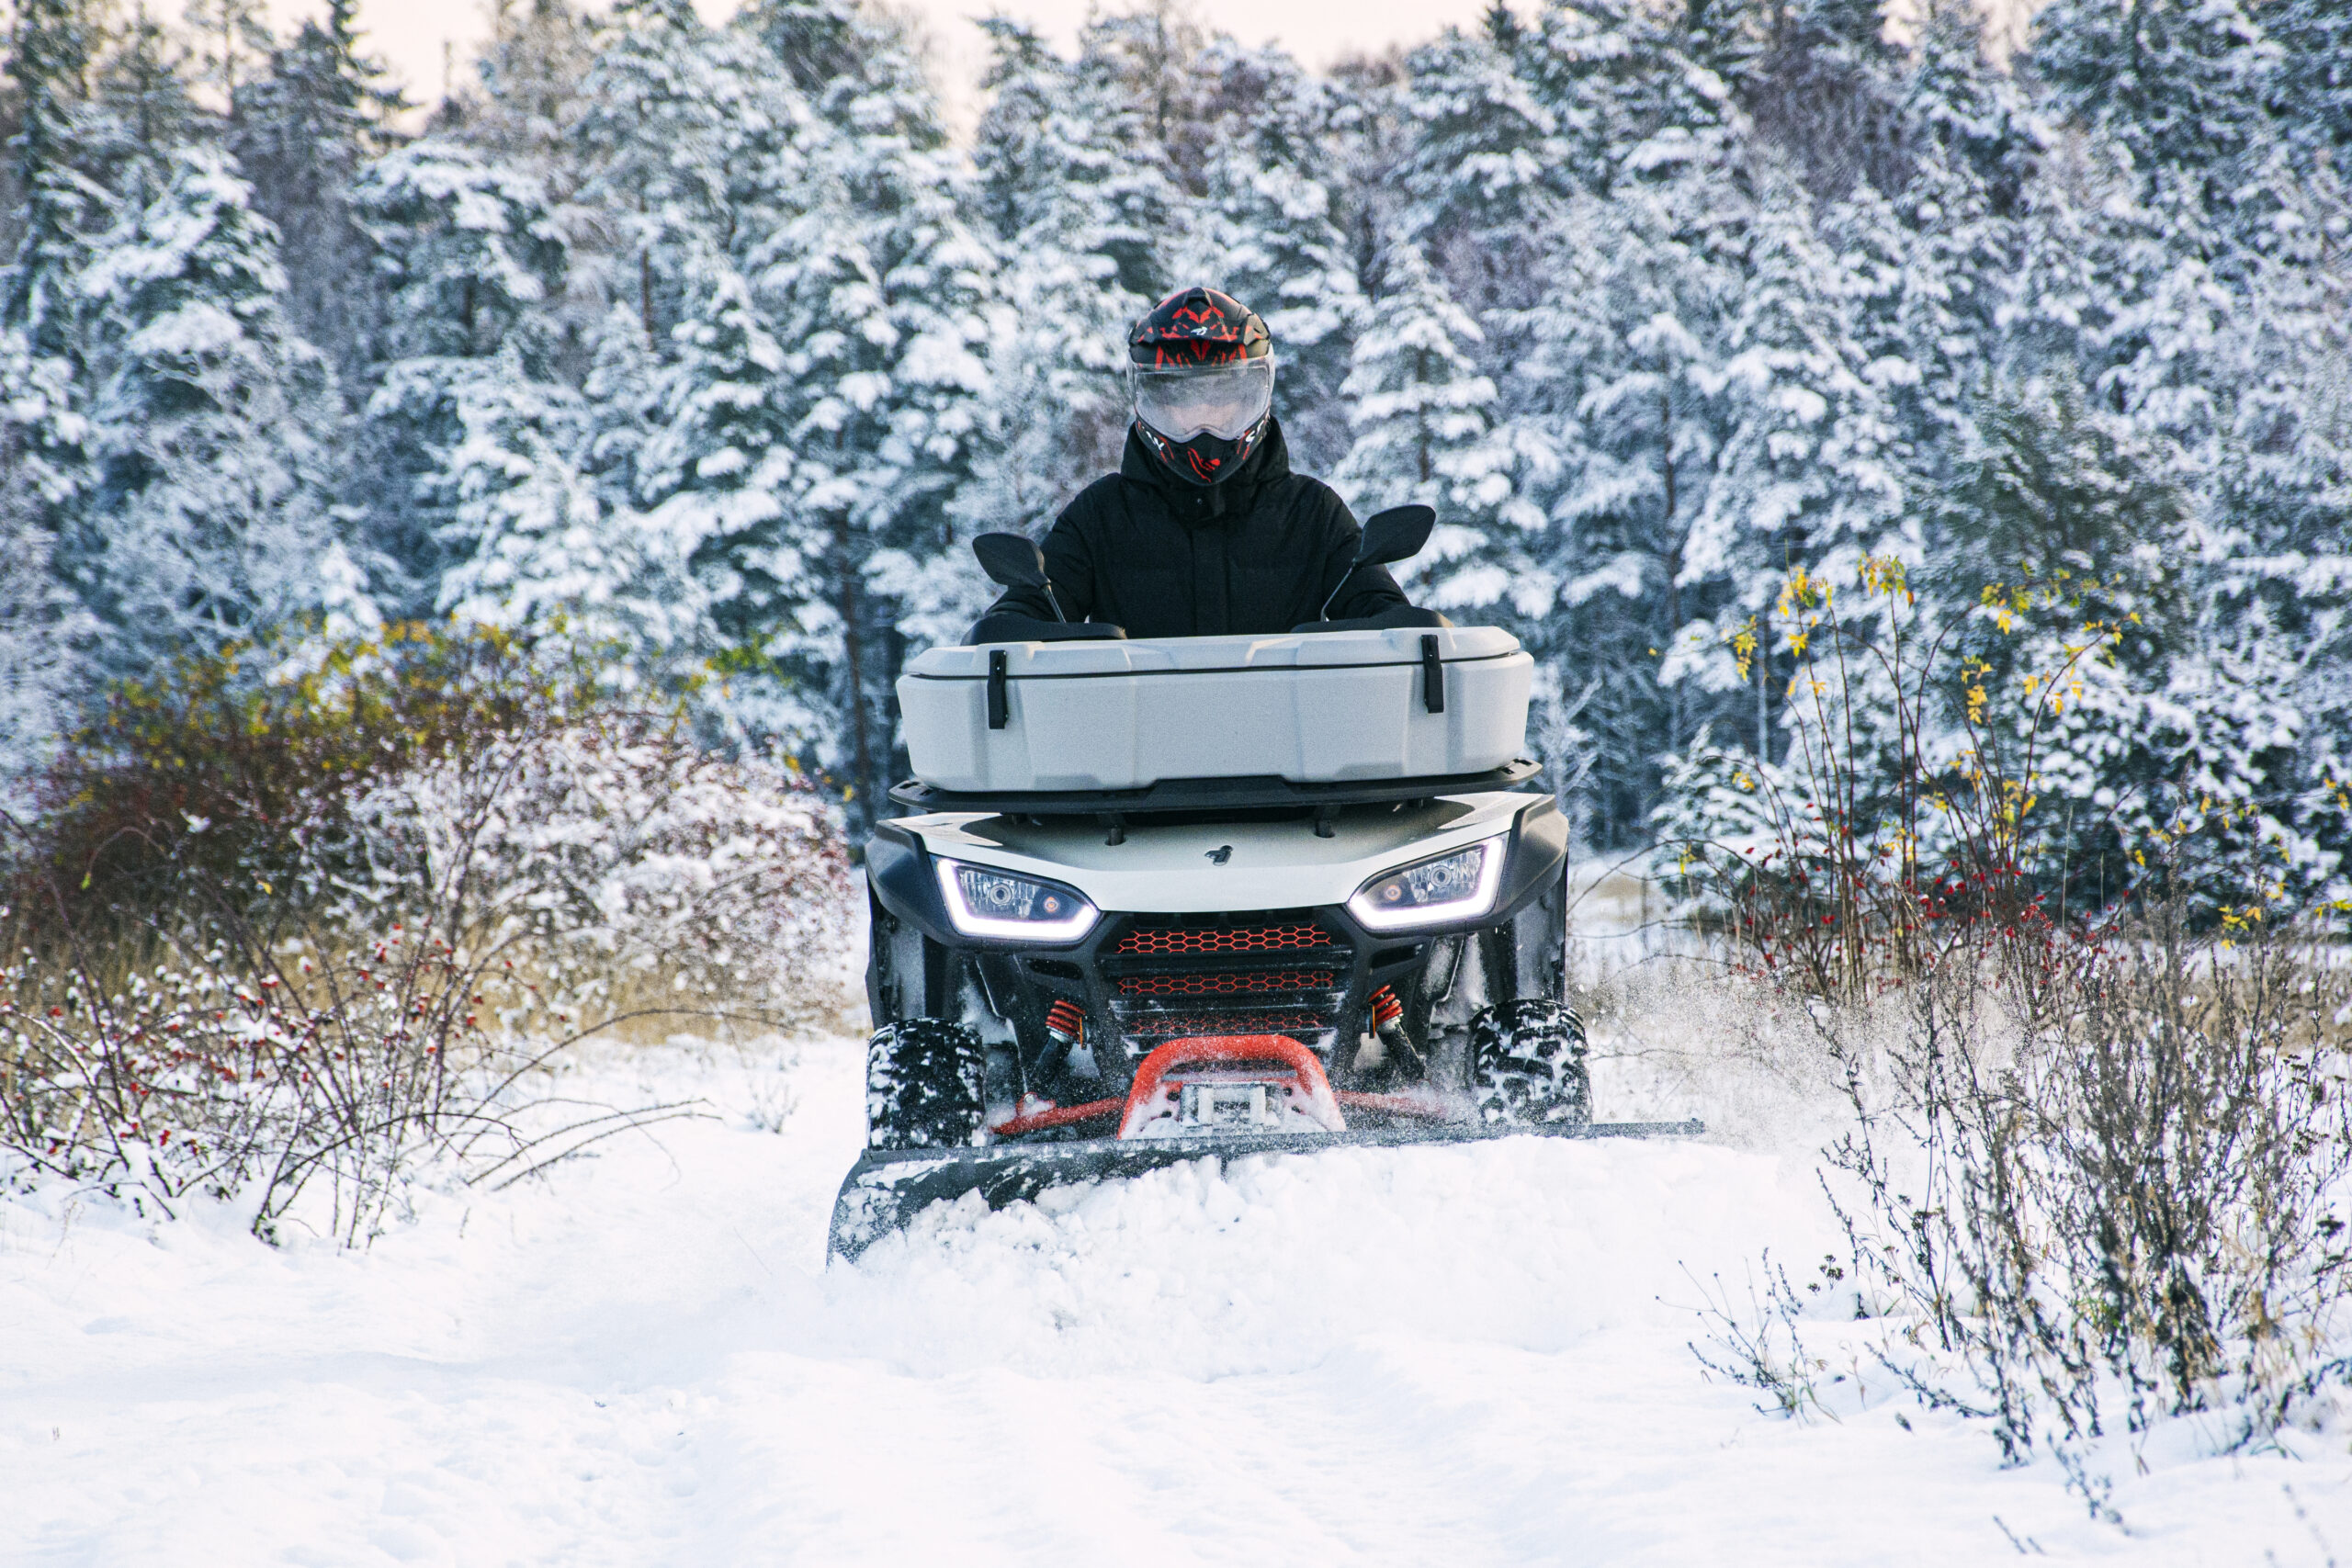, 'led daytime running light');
1346,835,1508,931
934,857,1100,942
